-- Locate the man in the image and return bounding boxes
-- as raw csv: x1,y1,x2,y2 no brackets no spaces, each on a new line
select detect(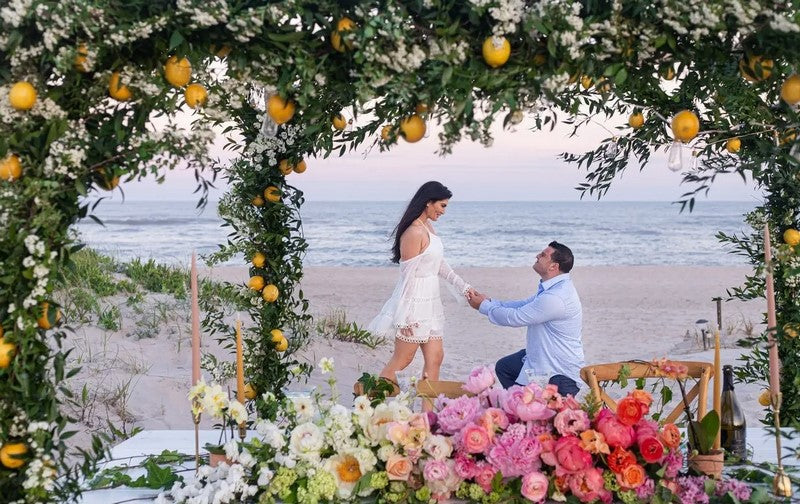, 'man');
467,241,584,396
